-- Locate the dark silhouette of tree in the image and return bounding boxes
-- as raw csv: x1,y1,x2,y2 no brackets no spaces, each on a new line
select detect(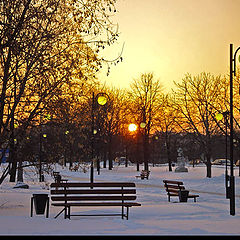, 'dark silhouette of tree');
155,93,179,171
128,73,163,171
173,72,227,178
0,0,120,183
